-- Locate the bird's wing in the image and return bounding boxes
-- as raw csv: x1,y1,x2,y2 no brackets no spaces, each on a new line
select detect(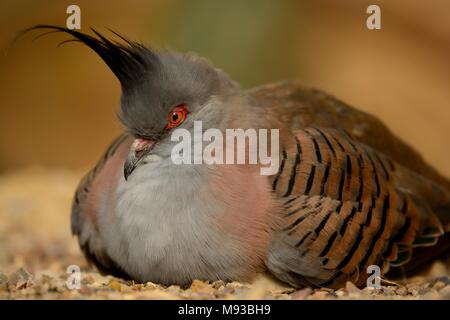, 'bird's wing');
71,133,132,278
248,80,450,190
266,126,450,288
